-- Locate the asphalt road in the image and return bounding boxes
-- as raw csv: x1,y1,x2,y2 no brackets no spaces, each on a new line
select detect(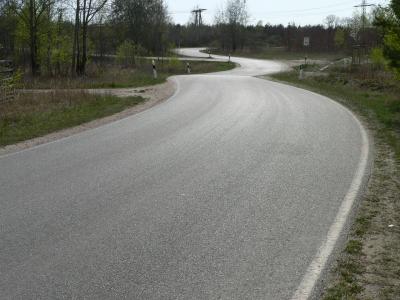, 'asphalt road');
0,49,368,299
